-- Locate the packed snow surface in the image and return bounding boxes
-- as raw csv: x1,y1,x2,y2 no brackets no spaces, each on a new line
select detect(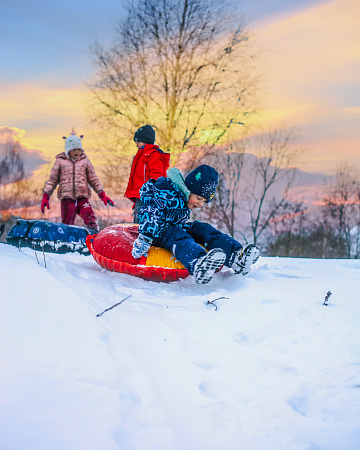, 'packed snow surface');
1,244,359,449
